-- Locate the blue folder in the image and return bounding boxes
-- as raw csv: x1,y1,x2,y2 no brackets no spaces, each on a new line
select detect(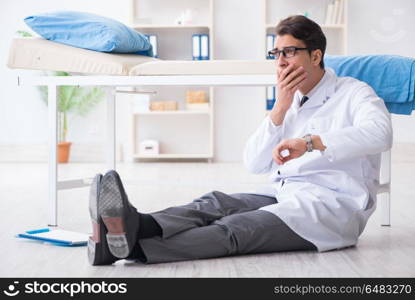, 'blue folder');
192,34,210,60
16,228,88,247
